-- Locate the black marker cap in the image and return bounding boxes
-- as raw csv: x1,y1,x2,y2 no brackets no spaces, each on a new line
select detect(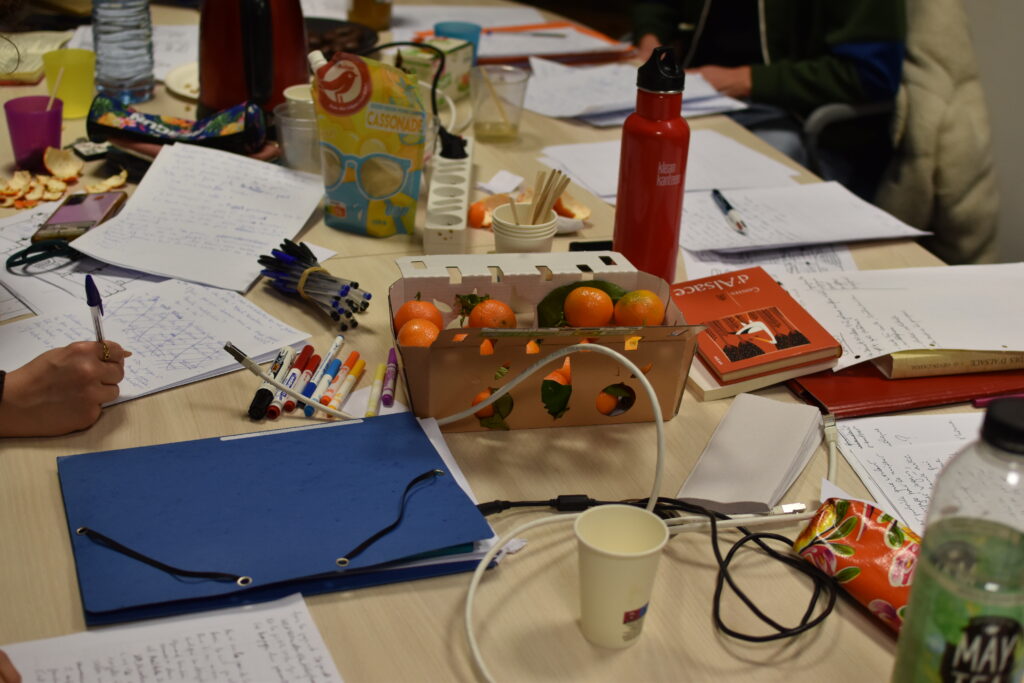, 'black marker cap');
247,387,275,420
